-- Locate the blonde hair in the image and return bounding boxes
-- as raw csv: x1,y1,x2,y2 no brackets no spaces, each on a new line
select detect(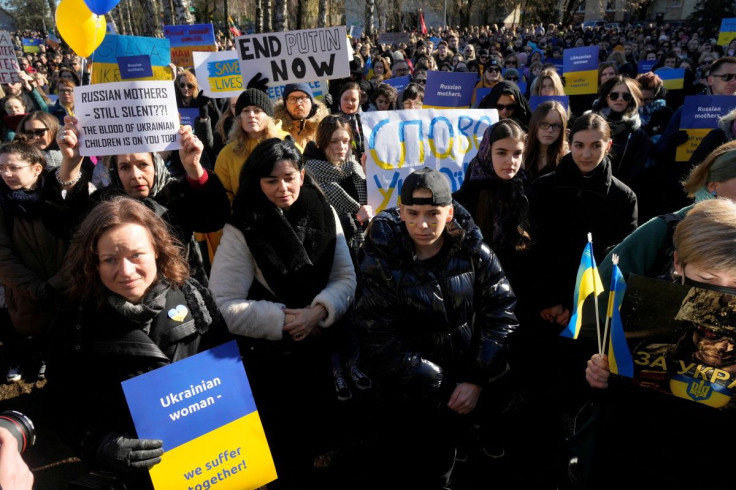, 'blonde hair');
530,69,565,96
226,115,279,153
683,141,736,198
674,199,736,275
